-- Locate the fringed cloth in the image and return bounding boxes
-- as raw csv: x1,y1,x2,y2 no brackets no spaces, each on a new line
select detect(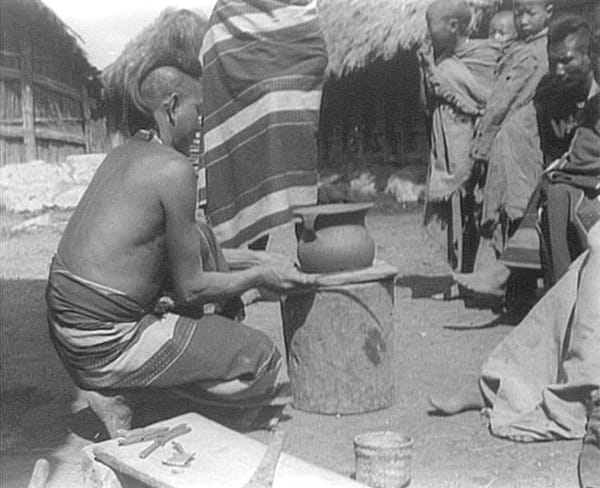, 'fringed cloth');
421,40,496,202
199,0,328,248
481,253,600,441
420,40,497,271
46,226,281,400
